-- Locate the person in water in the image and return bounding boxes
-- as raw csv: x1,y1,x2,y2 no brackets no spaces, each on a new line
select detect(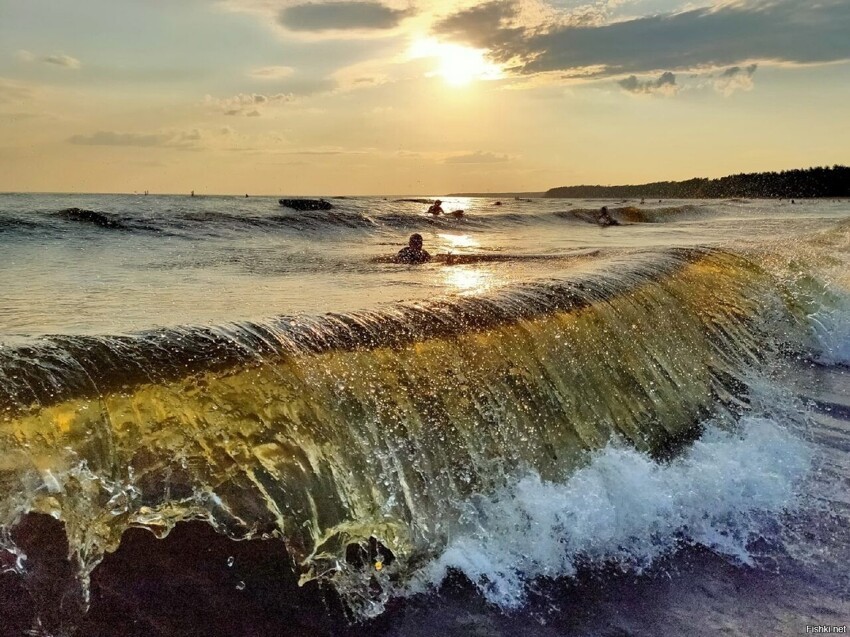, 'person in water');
596,206,617,226
395,233,431,264
427,199,444,215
